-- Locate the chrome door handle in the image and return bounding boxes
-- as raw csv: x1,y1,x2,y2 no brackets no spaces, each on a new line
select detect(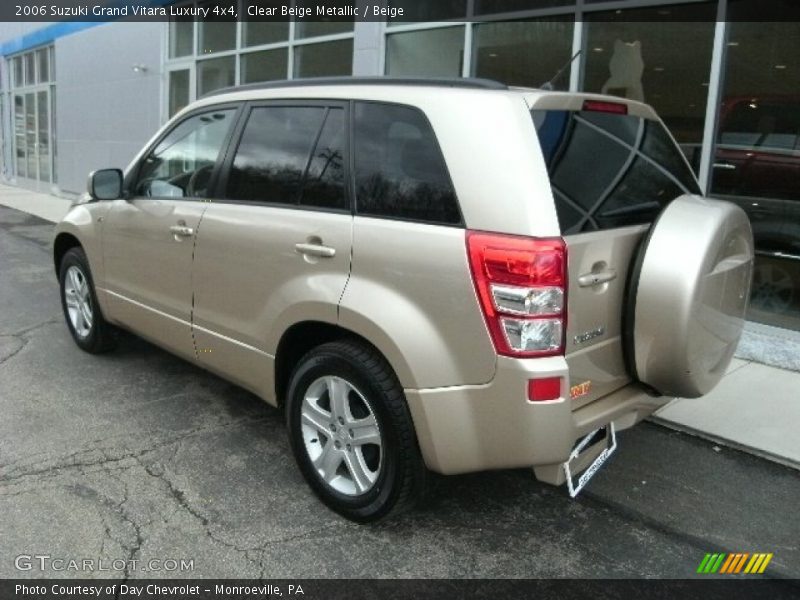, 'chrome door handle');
295,243,336,258
713,162,737,171
169,225,194,237
578,269,617,287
